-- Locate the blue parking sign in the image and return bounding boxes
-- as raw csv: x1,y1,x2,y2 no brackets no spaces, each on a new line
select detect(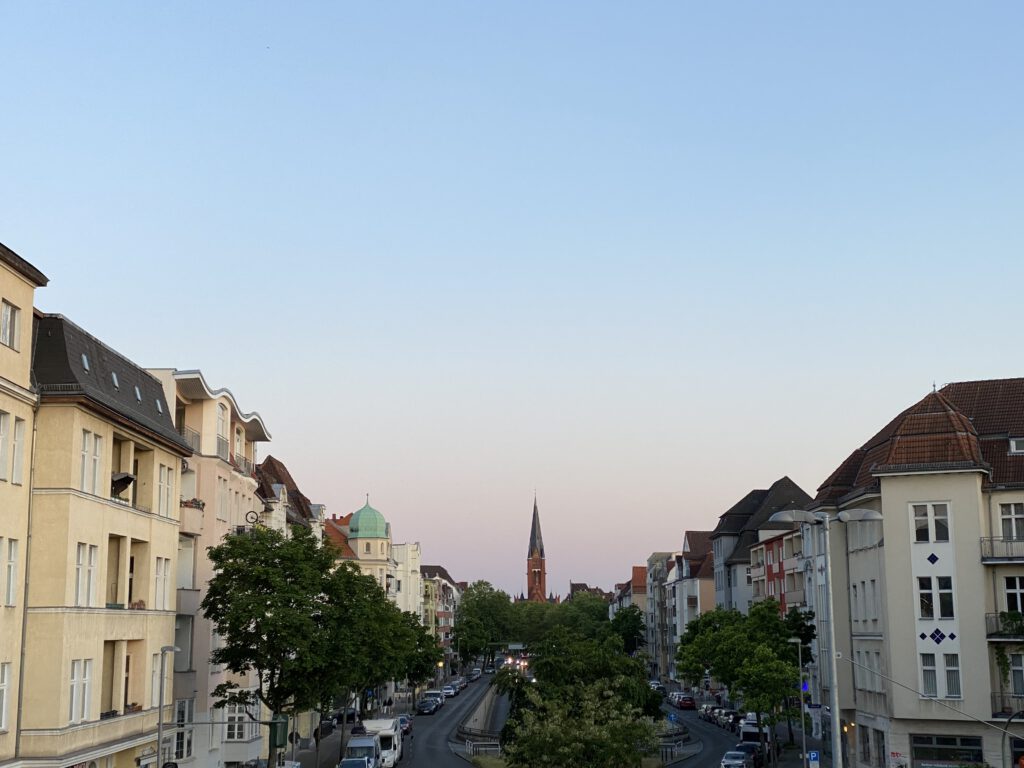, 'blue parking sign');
669,713,678,723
